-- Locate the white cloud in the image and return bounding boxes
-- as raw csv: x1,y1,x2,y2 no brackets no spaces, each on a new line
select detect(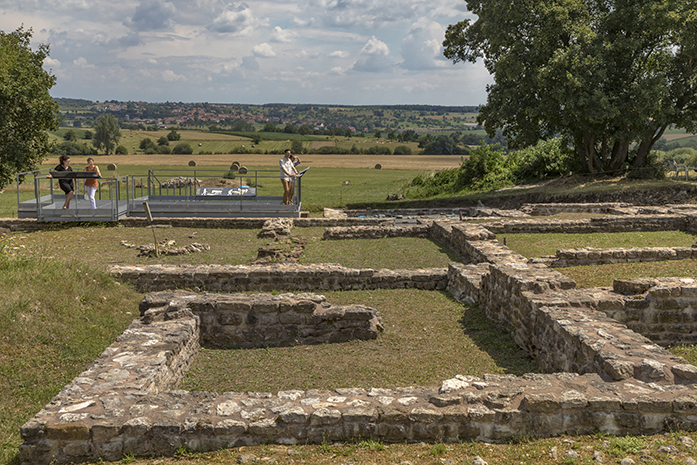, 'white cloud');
44,57,62,69
400,18,448,70
403,81,438,93
208,4,260,34
351,36,392,73
308,0,419,28
296,50,321,59
360,36,389,56
270,26,293,43
253,43,276,58
73,57,95,69
161,69,186,81
0,0,491,104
